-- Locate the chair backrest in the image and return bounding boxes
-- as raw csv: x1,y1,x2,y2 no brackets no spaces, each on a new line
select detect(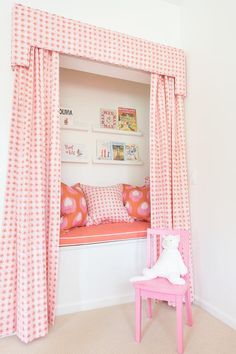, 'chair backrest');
147,228,190,281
